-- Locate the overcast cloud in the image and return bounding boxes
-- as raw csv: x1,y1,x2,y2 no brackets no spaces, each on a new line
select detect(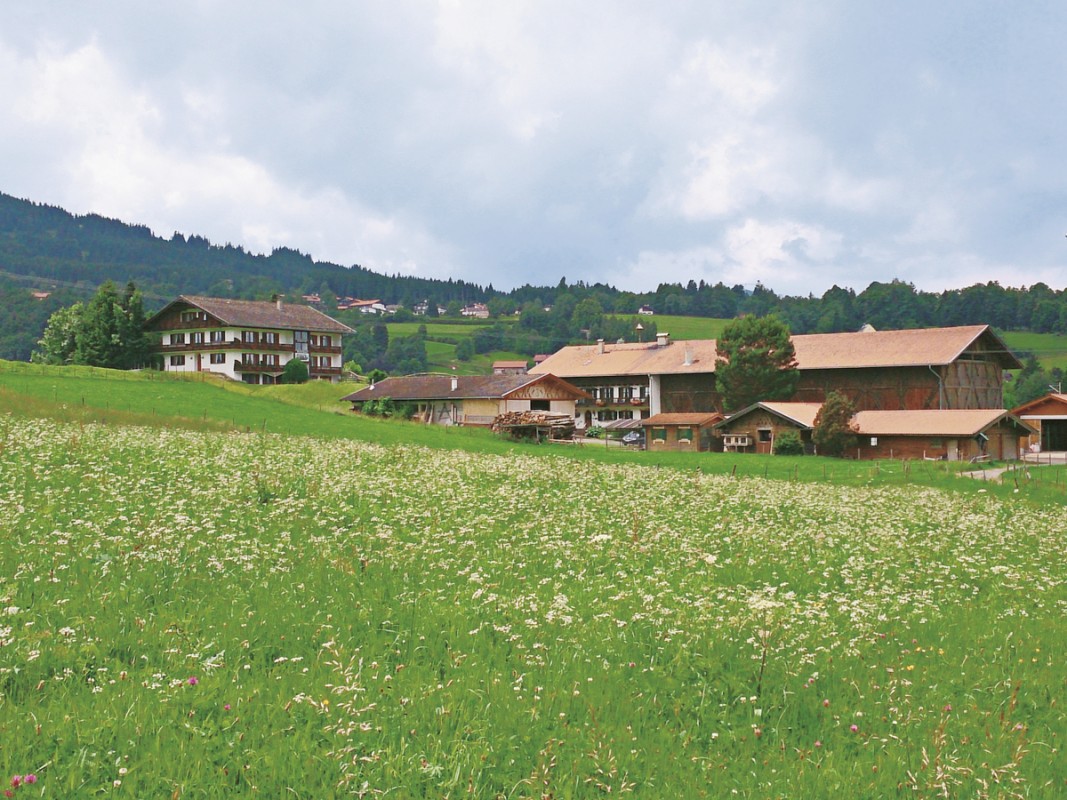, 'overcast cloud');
2,2,1066,296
